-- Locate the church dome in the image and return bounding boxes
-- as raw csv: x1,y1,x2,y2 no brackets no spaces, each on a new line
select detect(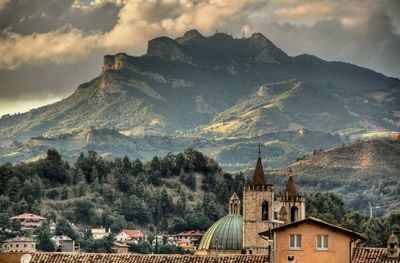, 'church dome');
198,214,243,252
